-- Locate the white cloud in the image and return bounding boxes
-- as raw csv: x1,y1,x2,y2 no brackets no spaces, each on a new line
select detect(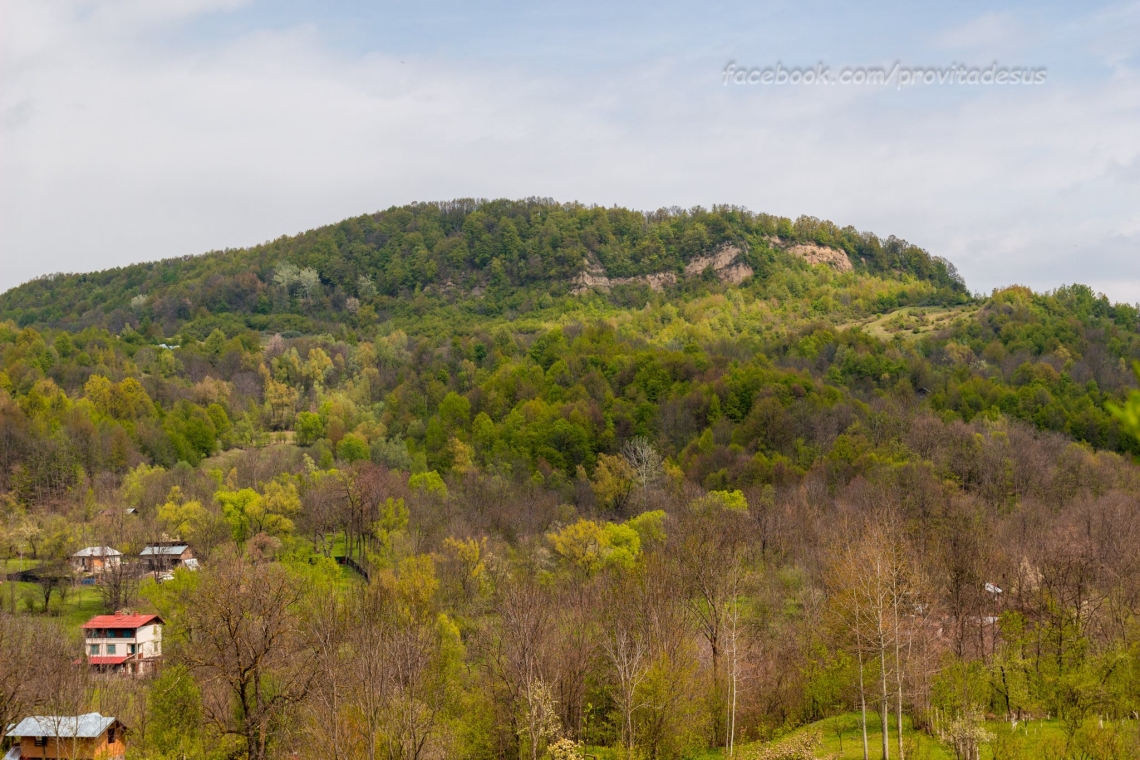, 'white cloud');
1,1,1139,305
